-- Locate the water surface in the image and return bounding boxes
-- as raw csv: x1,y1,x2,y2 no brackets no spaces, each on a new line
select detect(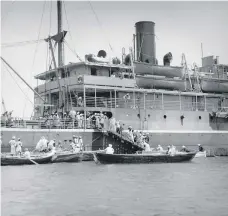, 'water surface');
2,157,228,216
